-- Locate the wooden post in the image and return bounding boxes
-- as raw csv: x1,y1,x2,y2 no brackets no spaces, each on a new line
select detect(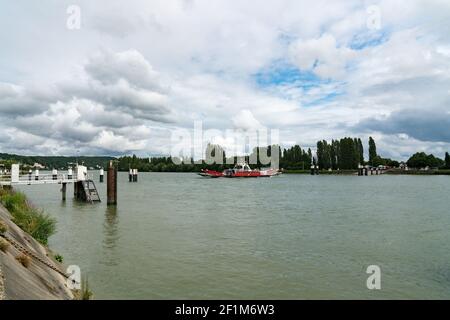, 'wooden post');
62,183,67,201
99,168,104,183
310,165,315,175
107,161,117,205
129,168,133,182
